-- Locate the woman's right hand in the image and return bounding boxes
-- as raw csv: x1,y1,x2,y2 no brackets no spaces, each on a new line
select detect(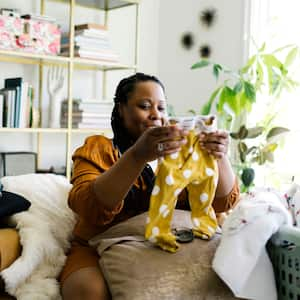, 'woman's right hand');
131,126,188,164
